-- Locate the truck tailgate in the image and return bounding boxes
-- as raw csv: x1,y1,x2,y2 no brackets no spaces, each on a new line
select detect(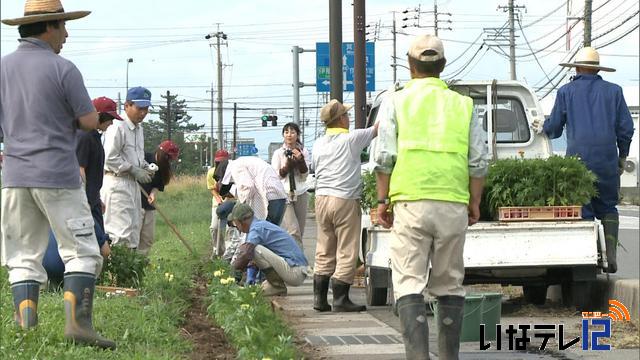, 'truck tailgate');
366,220,601,269
466,221,599,267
